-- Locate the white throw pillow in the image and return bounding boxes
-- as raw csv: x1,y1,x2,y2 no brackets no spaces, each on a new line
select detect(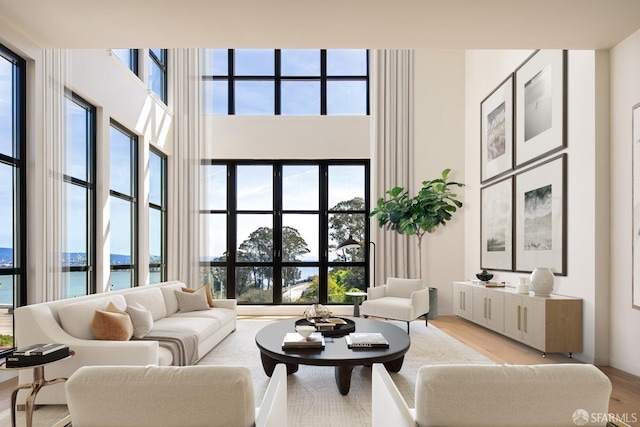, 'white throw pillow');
174,289,210,312
126,302,154,339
